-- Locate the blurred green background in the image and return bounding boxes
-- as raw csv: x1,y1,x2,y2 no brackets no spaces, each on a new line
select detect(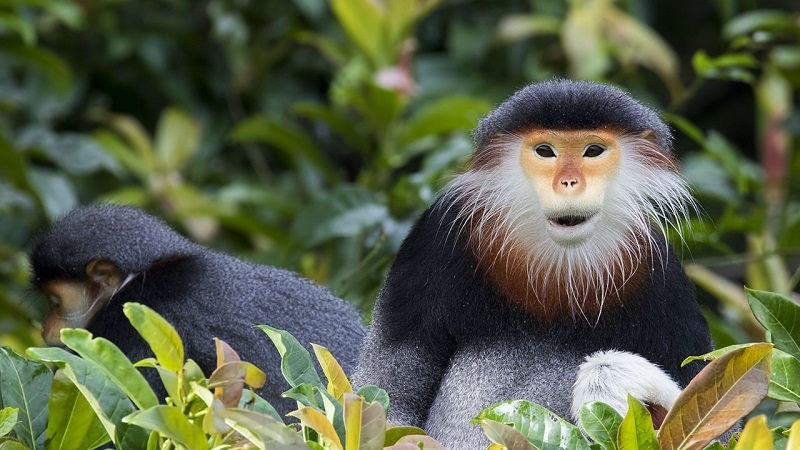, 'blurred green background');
0,0,798,351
